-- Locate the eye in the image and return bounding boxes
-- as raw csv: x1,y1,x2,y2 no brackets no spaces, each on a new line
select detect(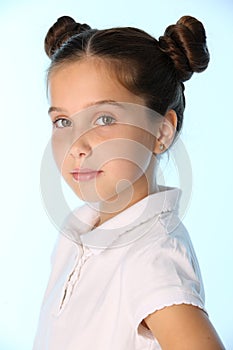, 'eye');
53,118,72,128
95,115,116,126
